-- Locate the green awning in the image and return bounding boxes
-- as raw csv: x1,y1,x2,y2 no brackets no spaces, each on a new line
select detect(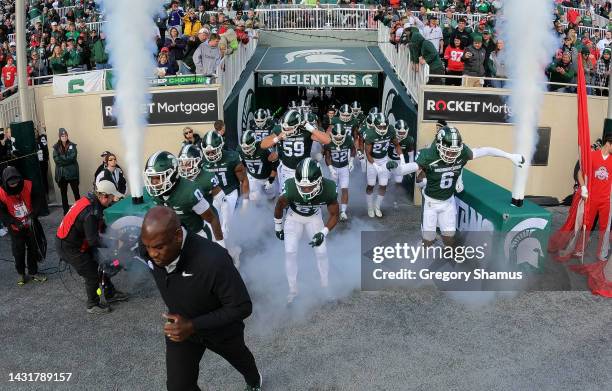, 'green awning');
256,47,382,88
